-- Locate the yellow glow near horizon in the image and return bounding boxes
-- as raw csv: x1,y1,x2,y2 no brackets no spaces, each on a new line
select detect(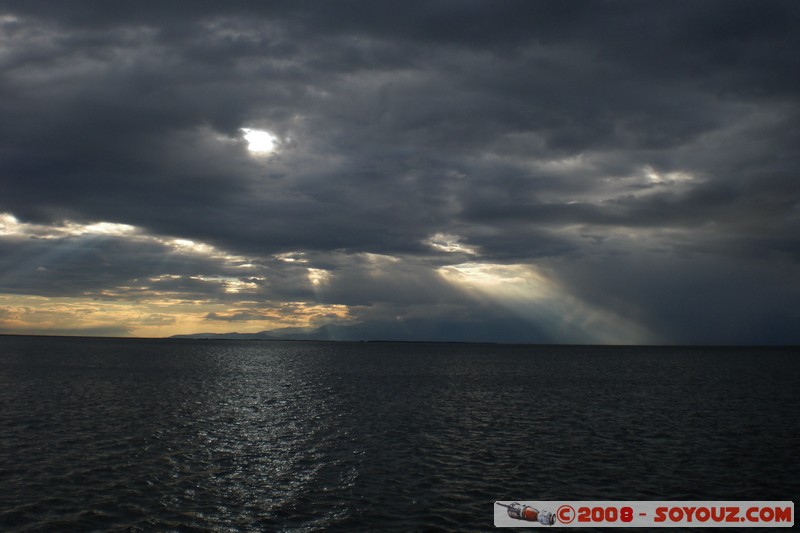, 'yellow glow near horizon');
0,293,352,338
240,128,278,154
0,210,364,338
